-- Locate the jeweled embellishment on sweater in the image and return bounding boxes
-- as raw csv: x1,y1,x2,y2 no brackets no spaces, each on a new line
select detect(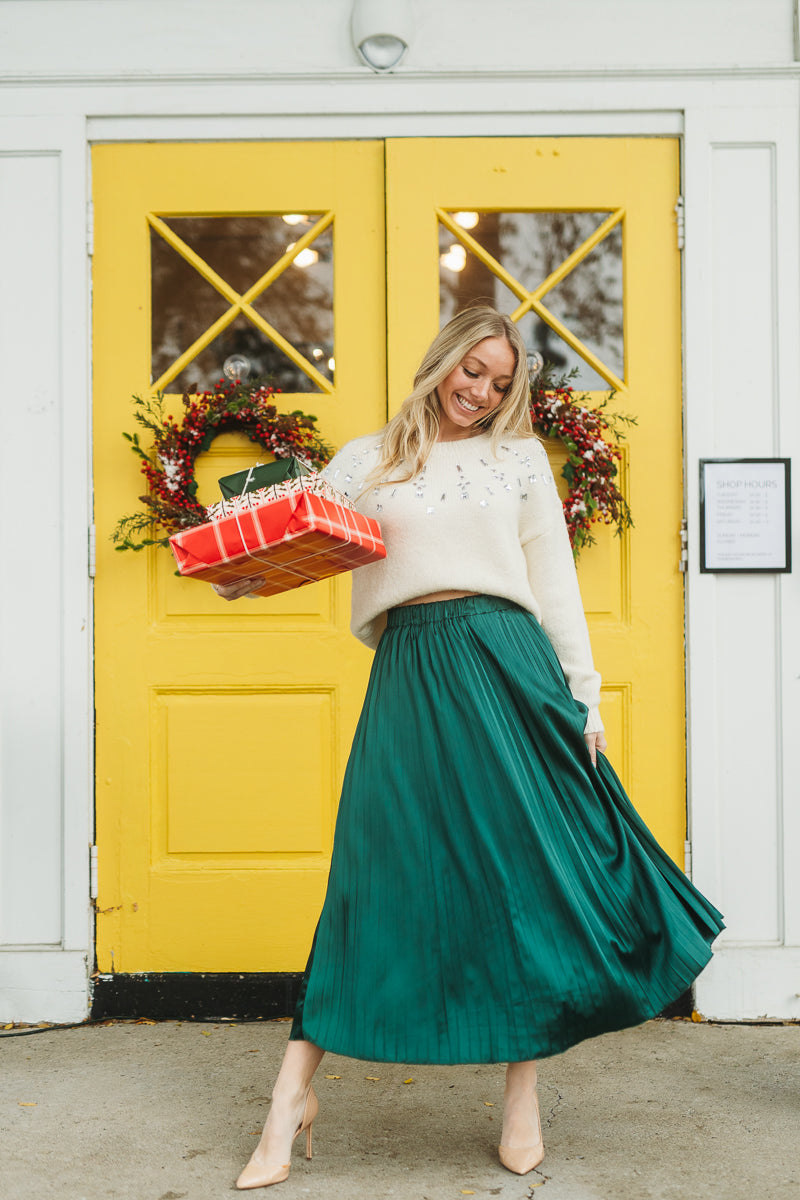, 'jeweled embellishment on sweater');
328,439,552,509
